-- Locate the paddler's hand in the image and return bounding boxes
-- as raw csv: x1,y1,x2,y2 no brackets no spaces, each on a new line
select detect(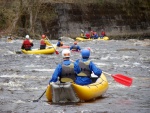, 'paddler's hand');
48,82,54,86
30,40,33,43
